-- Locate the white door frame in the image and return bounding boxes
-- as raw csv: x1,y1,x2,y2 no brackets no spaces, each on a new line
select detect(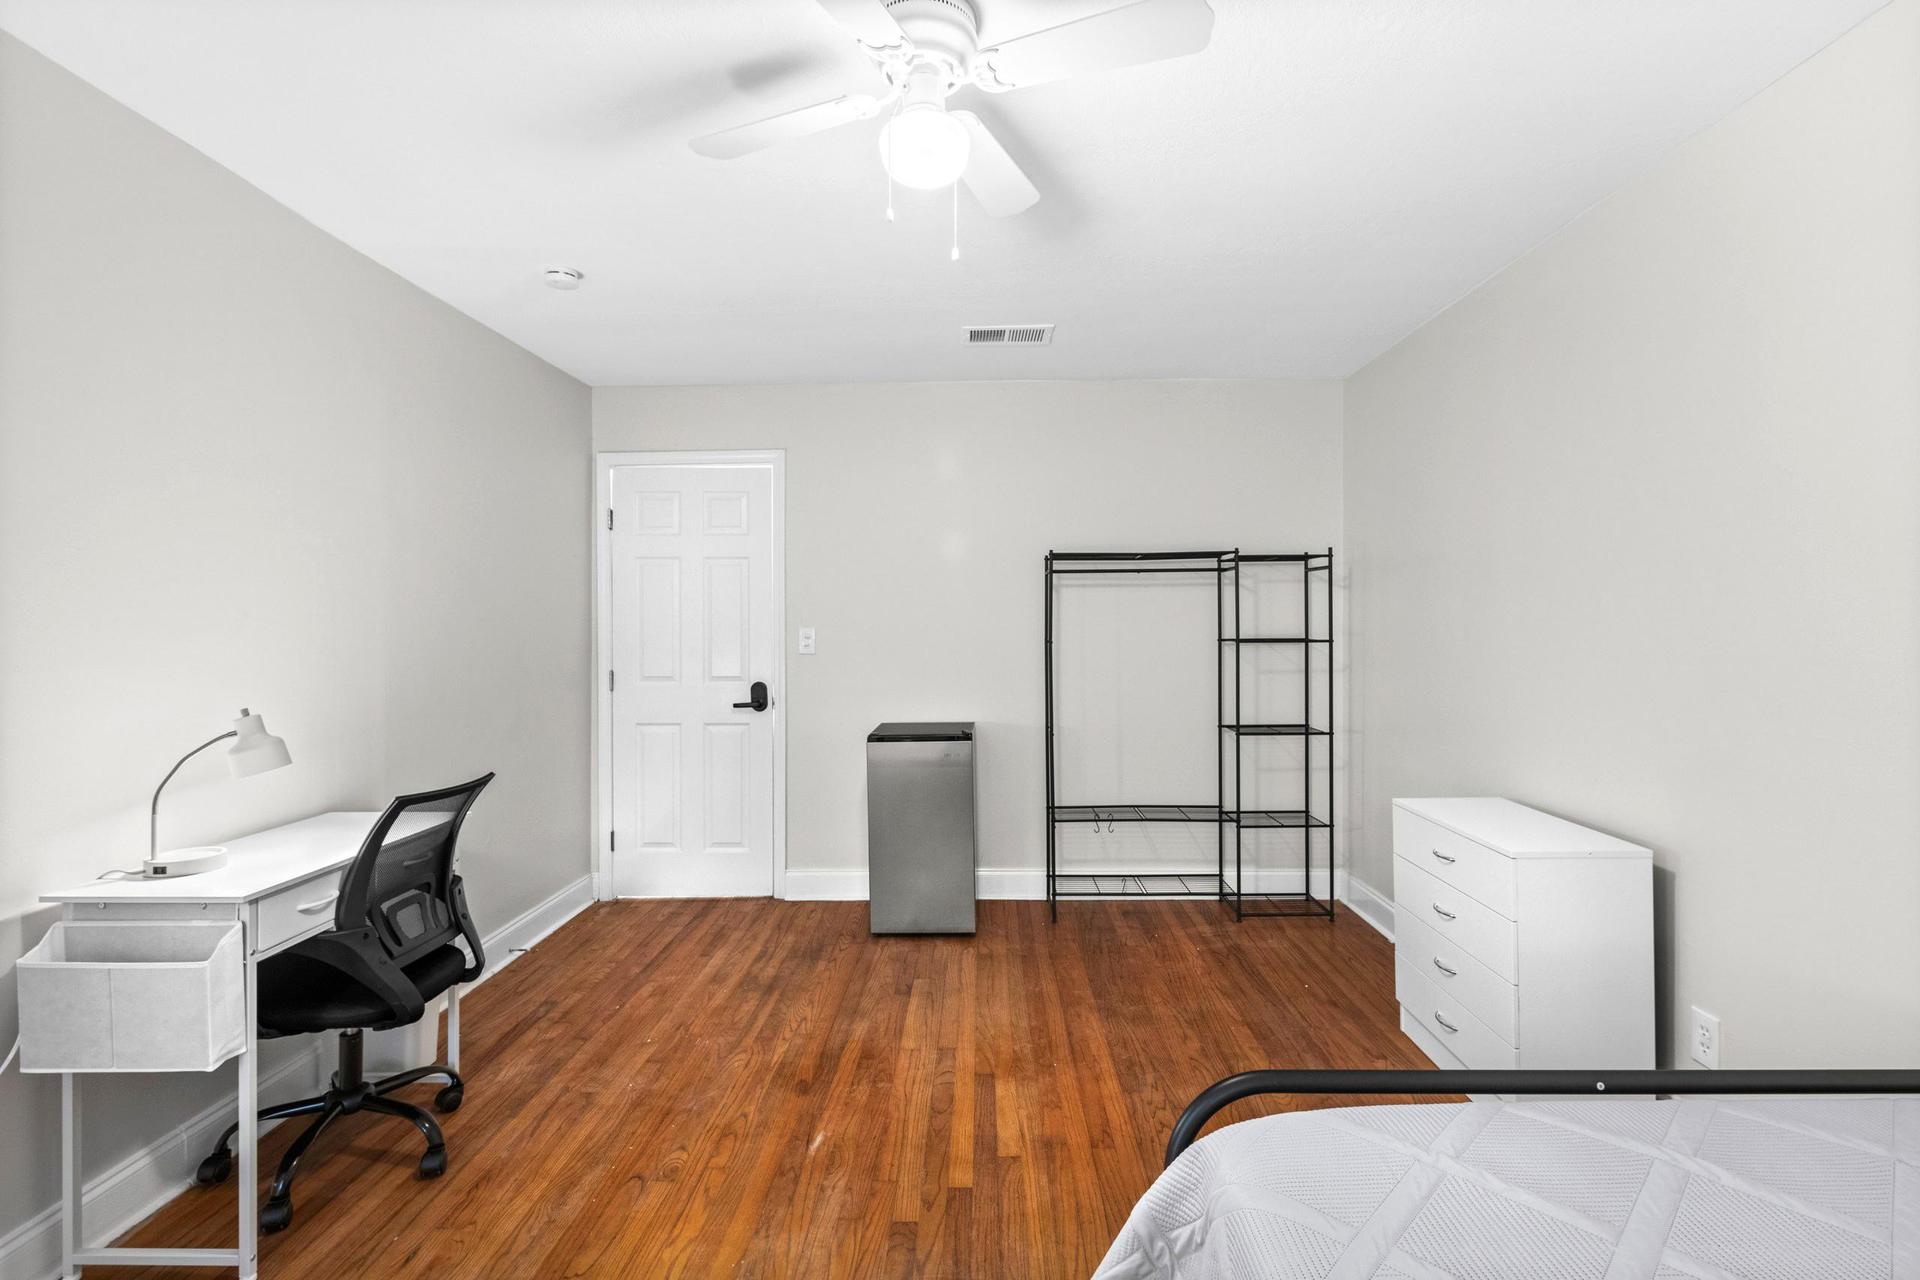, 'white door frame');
593,449,788,901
